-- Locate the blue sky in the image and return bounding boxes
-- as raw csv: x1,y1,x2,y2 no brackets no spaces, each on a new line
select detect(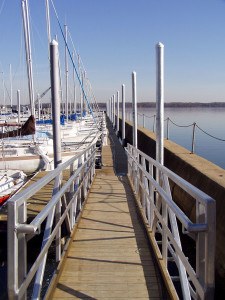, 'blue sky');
1,0,225,105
